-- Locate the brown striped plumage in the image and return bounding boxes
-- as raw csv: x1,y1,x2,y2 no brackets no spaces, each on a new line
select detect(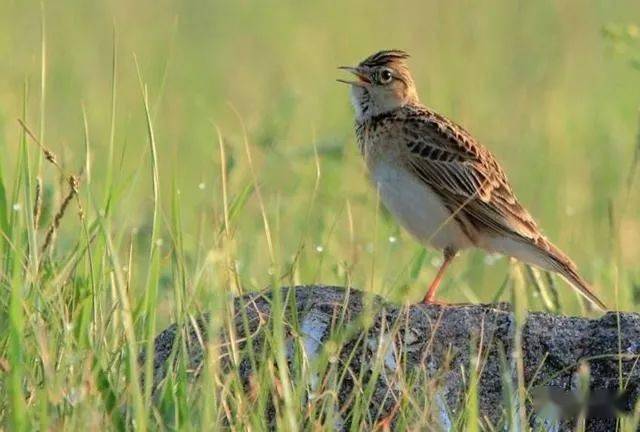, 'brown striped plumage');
340,50,606,309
